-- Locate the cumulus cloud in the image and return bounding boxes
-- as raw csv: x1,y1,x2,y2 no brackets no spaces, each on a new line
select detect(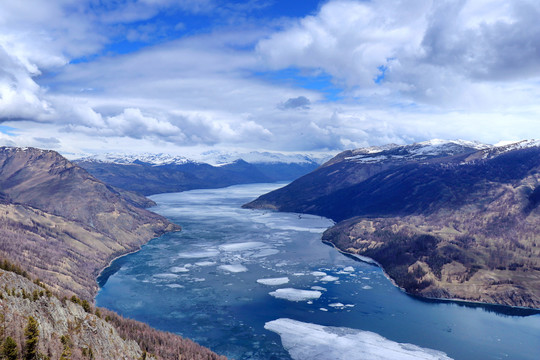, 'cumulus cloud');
279,96,311,110
1,0,540,155
257,0,540,108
